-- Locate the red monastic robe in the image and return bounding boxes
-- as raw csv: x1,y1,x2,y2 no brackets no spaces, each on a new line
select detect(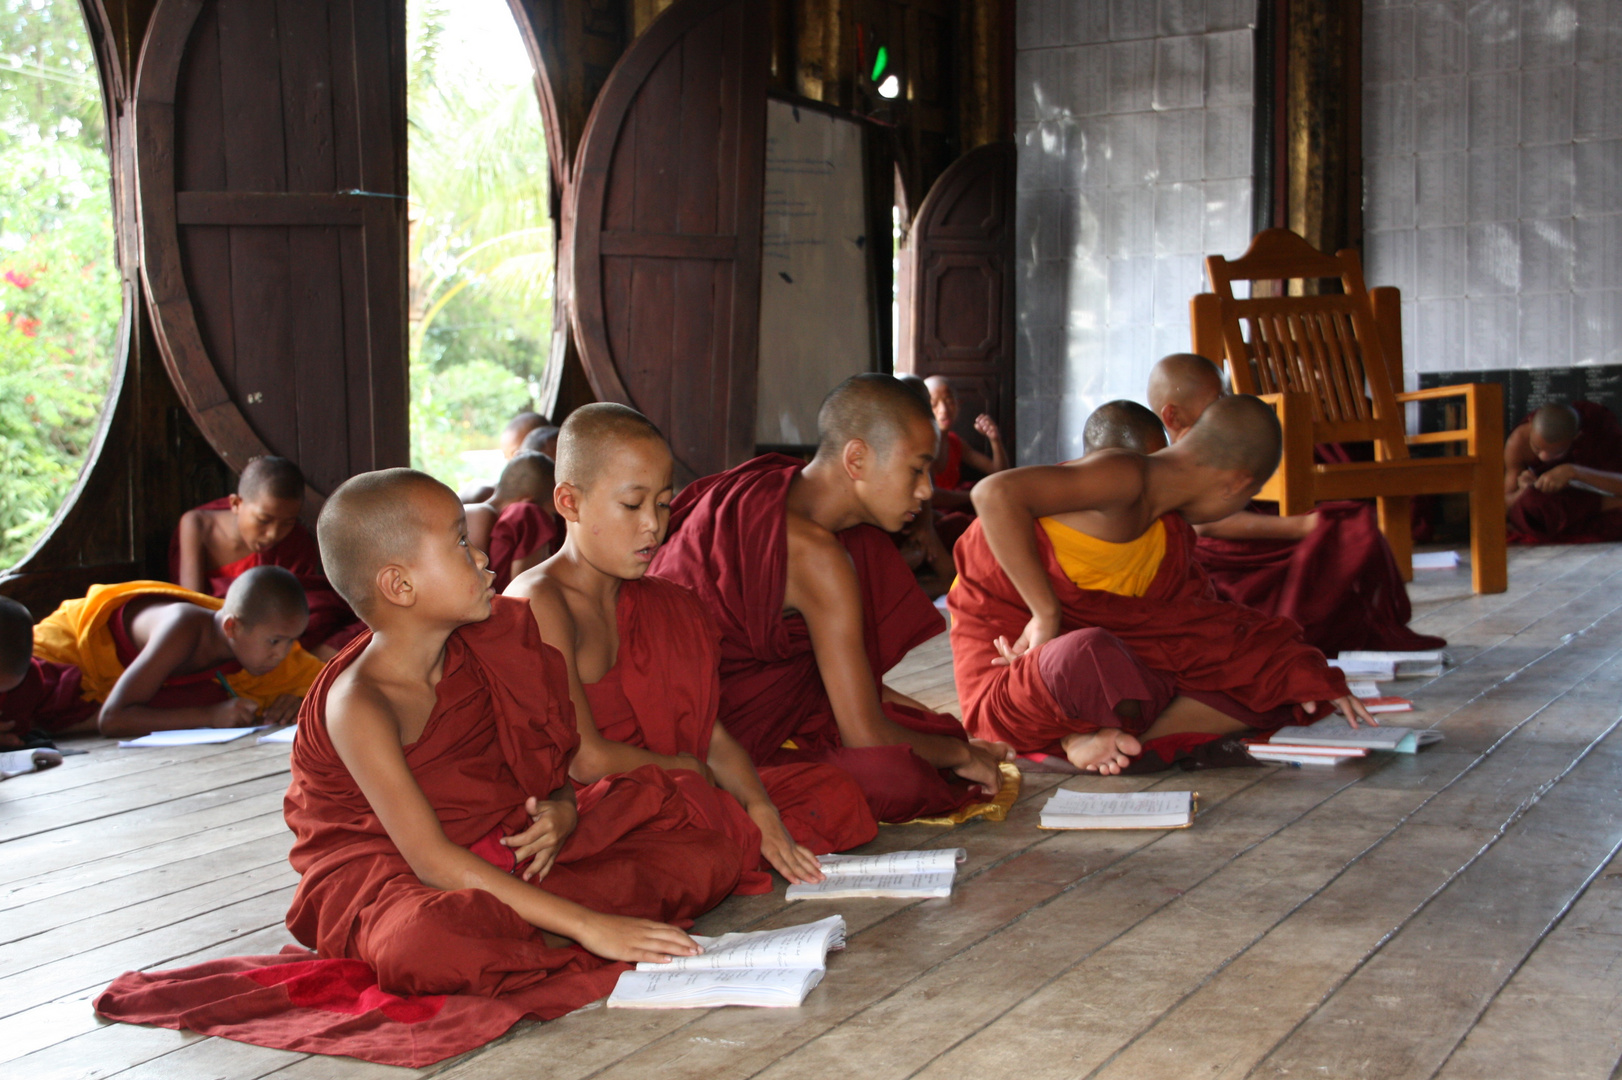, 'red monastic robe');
169,498,363,650
582,575,878,867
1508,401,1622,543
0,658,95,740
487,501,559,593
949,514,1349,759
650,454,982,823
99,597,749,1066
1194,501,1446,657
